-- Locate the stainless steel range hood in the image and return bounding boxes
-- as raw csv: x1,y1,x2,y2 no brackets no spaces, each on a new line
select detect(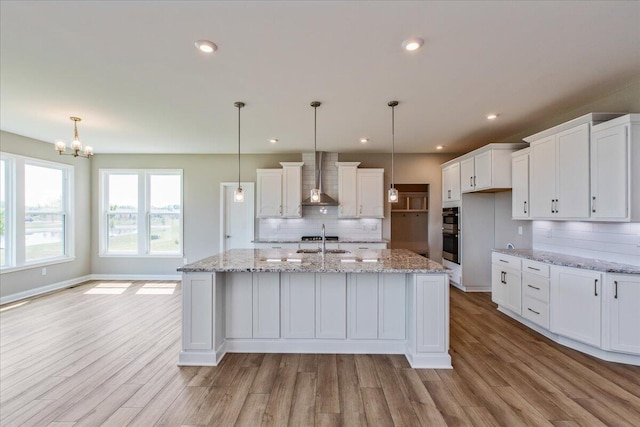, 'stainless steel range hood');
301,151,339,206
